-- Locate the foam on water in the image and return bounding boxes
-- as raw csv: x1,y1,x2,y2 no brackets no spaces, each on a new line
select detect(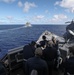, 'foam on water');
0,26,25,33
